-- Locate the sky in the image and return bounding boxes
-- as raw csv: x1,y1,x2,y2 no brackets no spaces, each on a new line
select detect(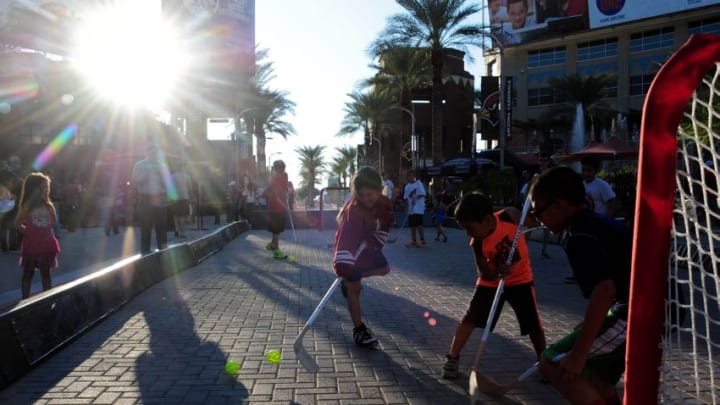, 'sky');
254,0,486,186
